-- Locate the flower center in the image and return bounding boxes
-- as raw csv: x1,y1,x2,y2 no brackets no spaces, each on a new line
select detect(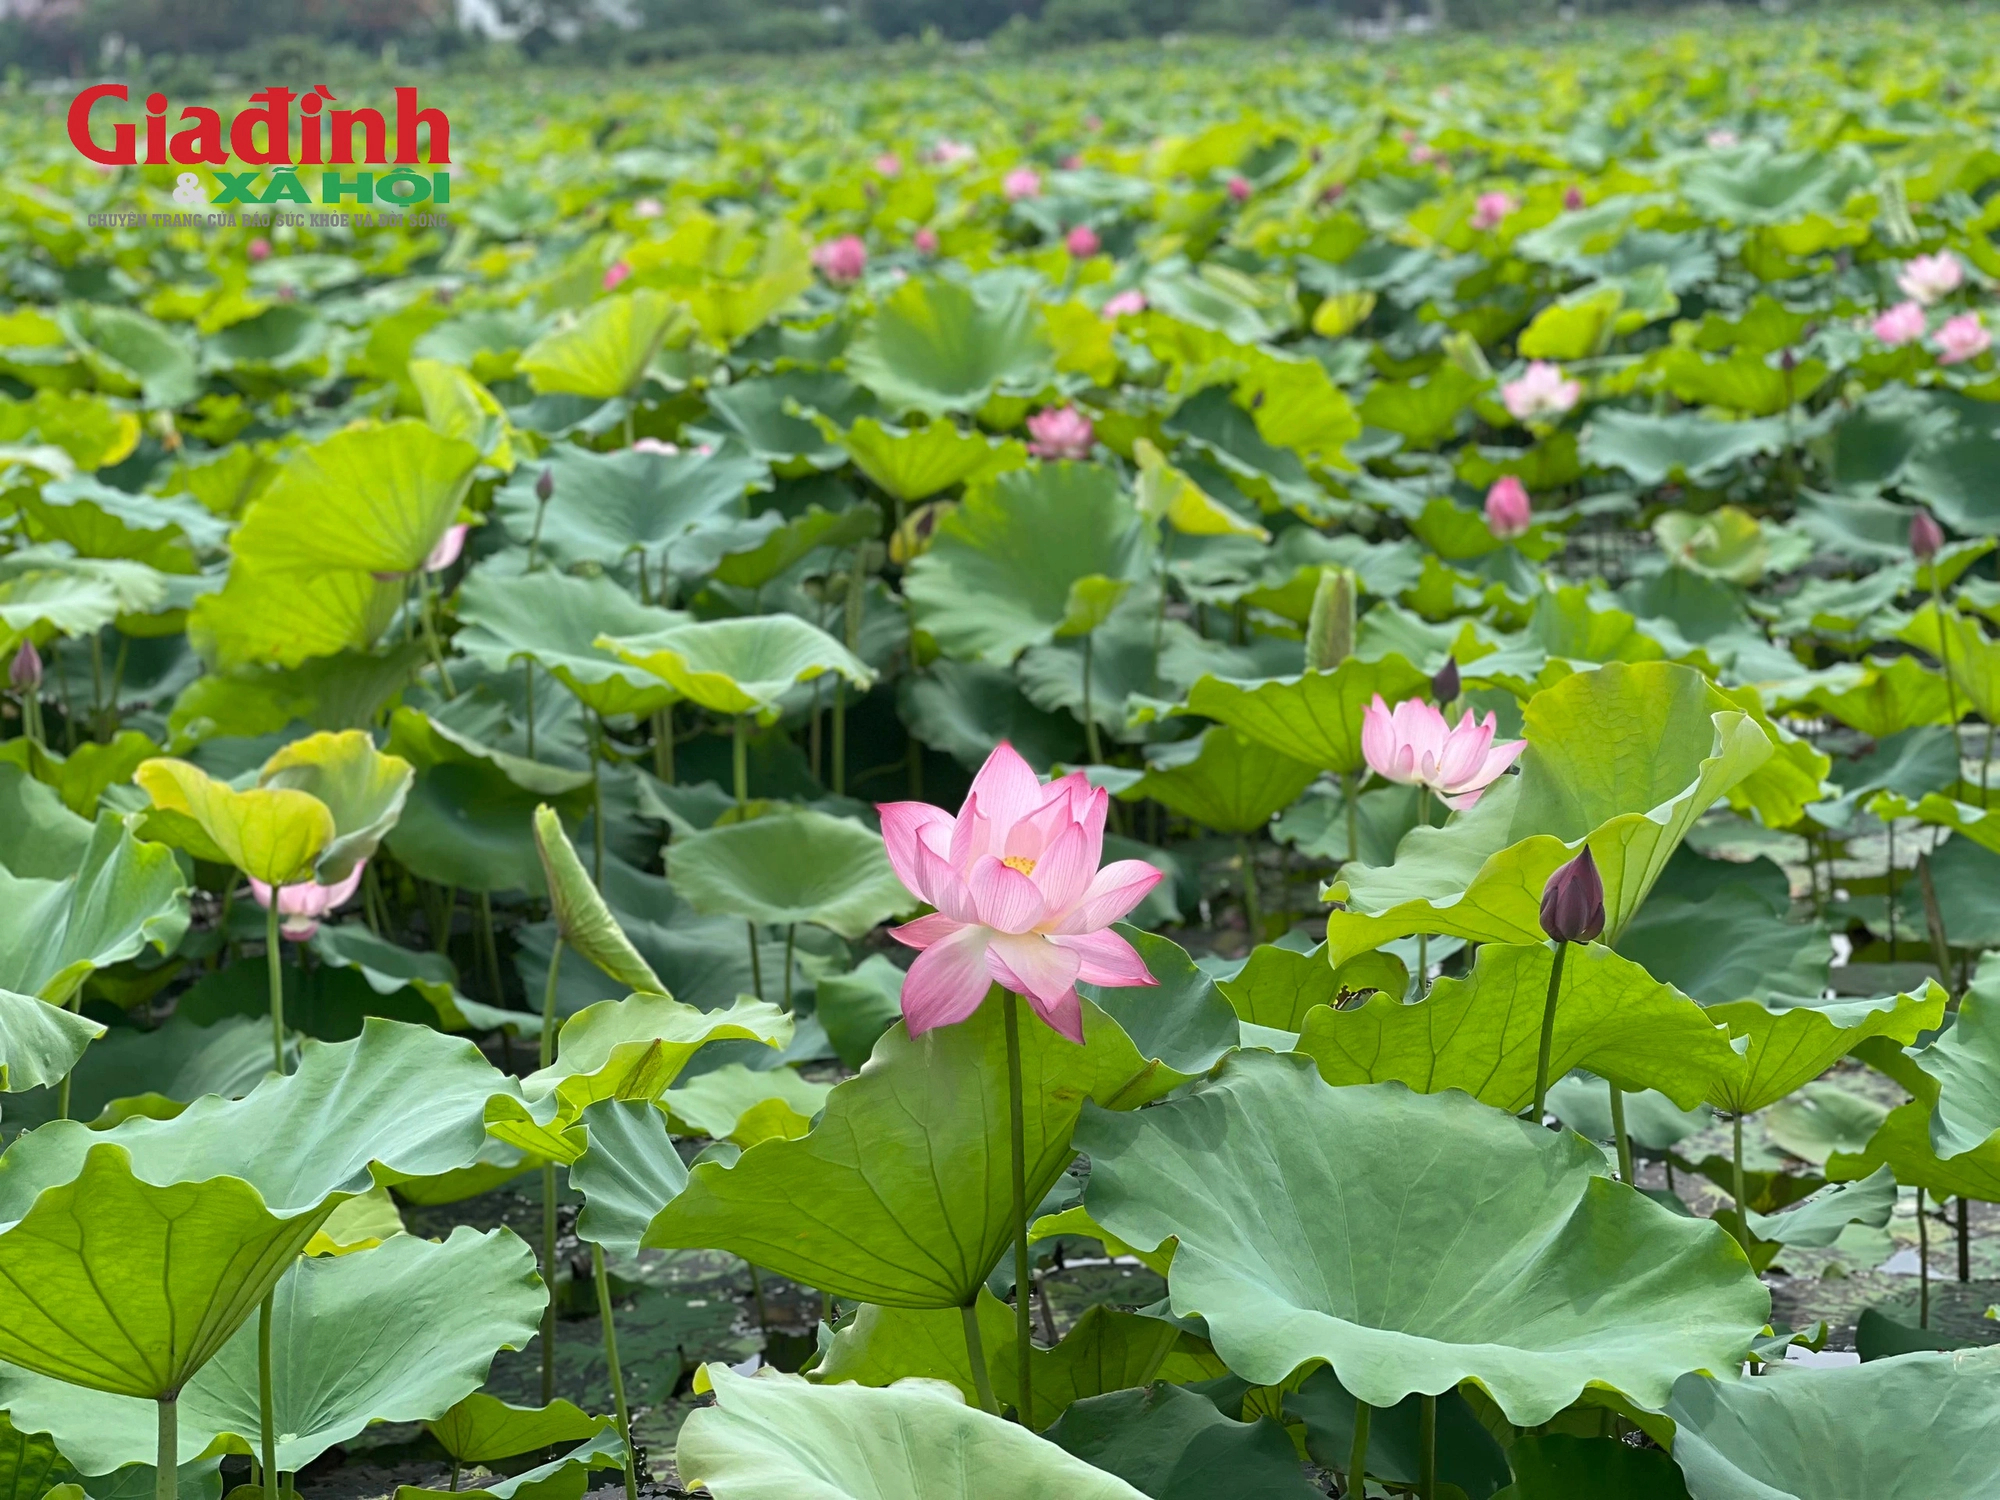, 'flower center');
1002,855,1037,876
